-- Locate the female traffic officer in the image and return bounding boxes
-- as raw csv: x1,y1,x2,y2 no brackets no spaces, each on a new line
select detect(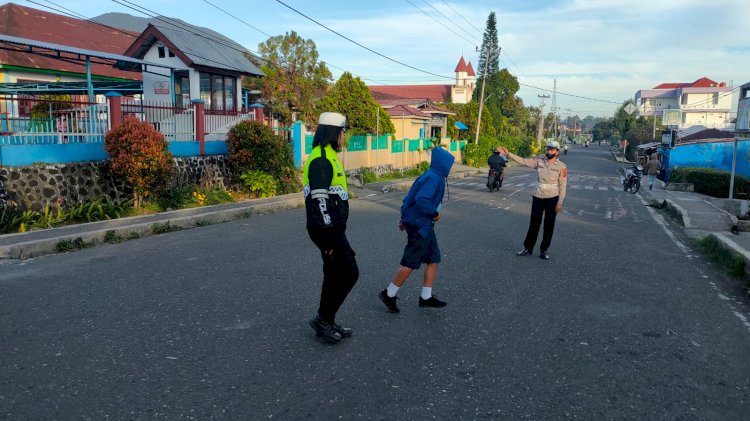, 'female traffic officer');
304,112,359,344
498,140,568,260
